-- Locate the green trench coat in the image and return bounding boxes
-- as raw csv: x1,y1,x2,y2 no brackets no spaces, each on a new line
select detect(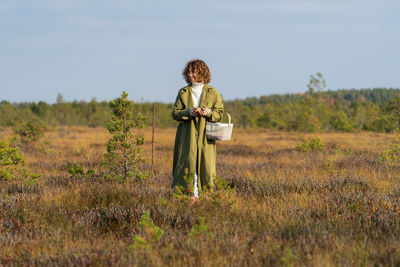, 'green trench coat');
171,84,224,192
